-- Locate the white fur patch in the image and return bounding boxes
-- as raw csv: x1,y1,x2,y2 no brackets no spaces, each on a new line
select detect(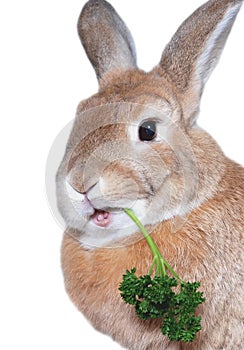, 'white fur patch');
79,199,148,249
65,181,94,217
